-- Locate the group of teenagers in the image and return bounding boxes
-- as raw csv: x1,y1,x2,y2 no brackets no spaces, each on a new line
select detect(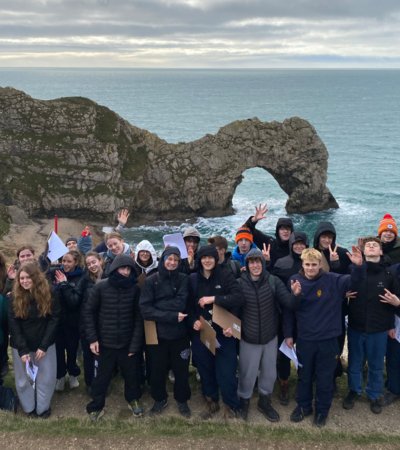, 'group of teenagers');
1,205,400,428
